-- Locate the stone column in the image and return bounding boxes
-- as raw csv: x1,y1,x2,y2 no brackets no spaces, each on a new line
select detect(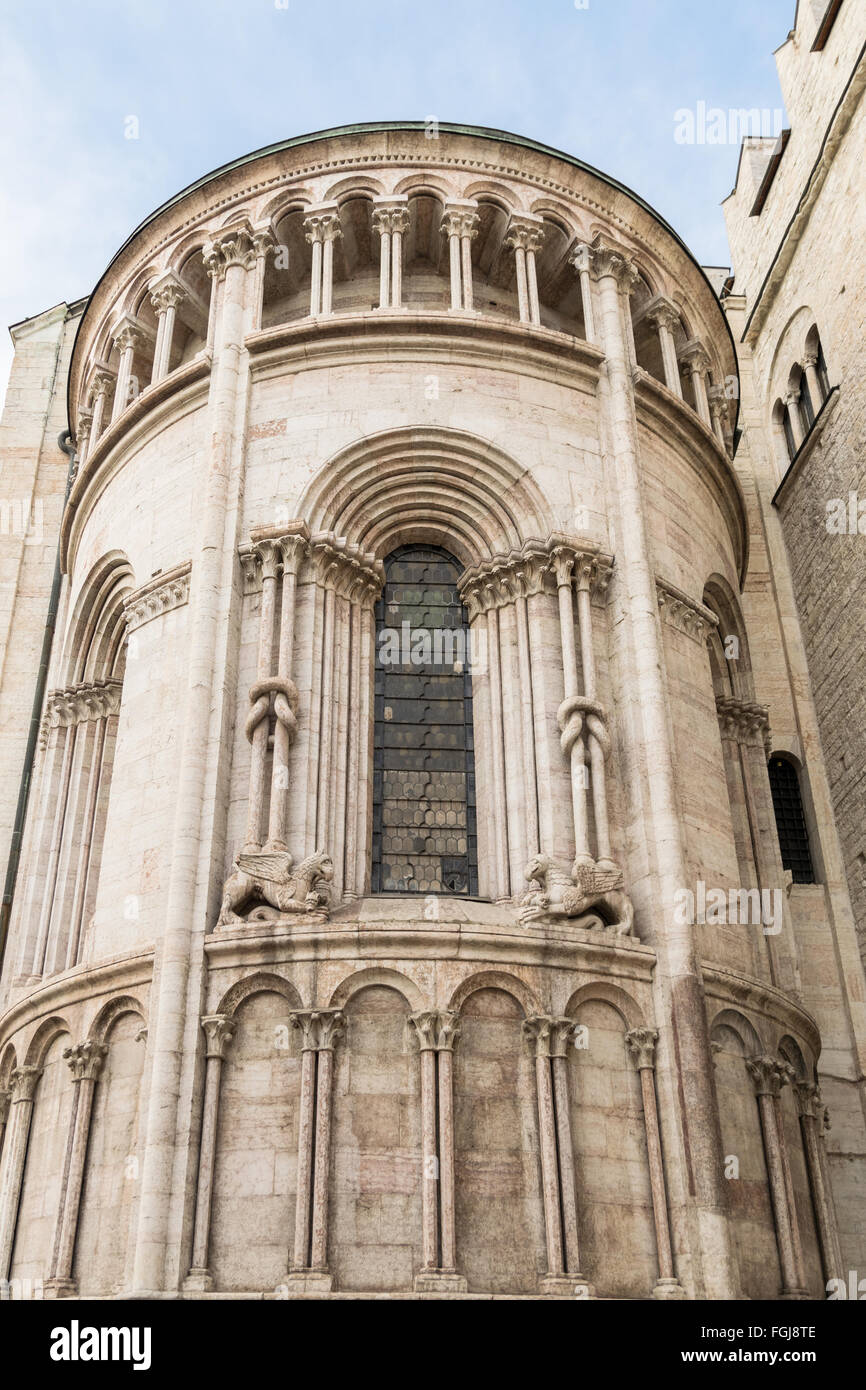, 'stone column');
110,316,145,423
441,203,479,311
149,272,187,384
574,553,615,871
304,206,341,316
286,1009,345,1292
568,243,596,344
578,231,740,1297
524,1016,594,1296
244,538,280,851
708,384,731,450
625,1028,685,1299
784,390,806,451
88,369,115,448
679,341,712,426
794,1081,842,1285
802,351,824,411
43,1040,108,1297
552,547,590,866
408,1011,466,1293
746,1055,808,1298
373,200,411,309
0,1065,42,1281
75,405,93,466
504,215,545,325
184,1015,235,1292
132,218,260,1295
773,1067,808,1293
645,297,683,397
0,1090,9,1162
267,530,307,851
373,207,392,308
